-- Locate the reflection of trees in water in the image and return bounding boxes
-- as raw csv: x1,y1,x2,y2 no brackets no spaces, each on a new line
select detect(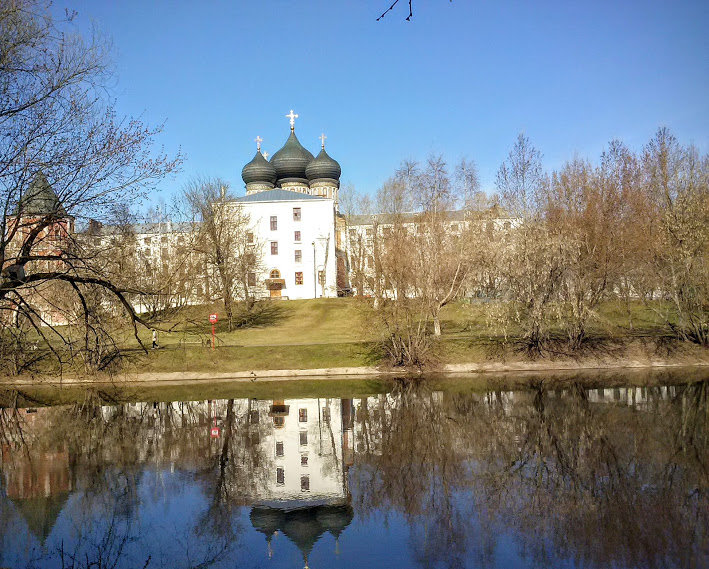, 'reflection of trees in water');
0,390,247,568
1,382,707,568
351,380,709,569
